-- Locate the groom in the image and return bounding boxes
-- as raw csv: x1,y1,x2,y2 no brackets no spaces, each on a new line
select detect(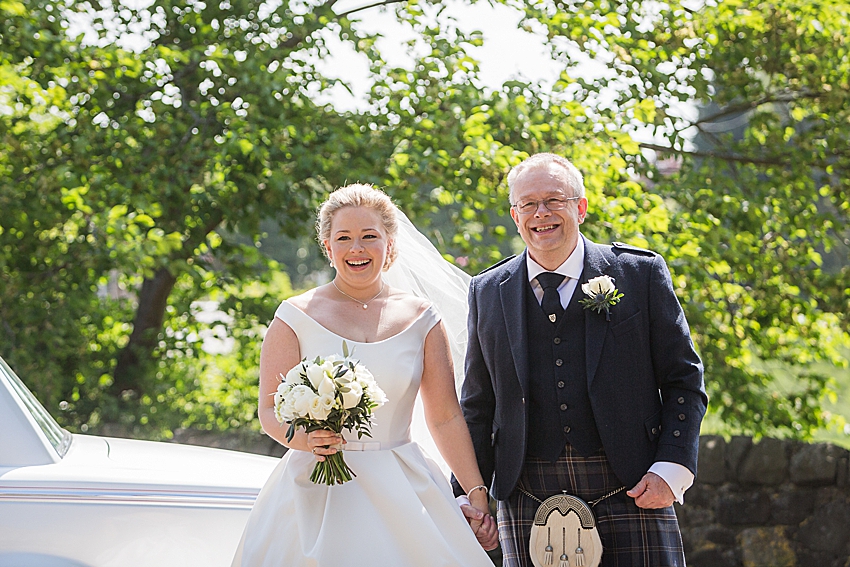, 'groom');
454,153,707,566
